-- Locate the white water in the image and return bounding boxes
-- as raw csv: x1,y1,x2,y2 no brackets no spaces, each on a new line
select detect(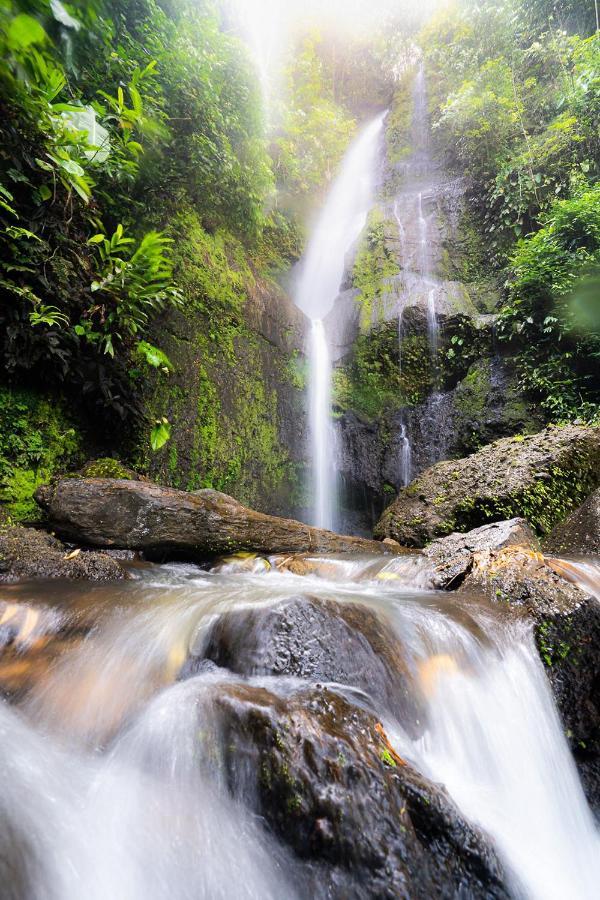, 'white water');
399,420,412,487
0,558,599,898
392,611,600,900
308,319,334,530
294,113,385,529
